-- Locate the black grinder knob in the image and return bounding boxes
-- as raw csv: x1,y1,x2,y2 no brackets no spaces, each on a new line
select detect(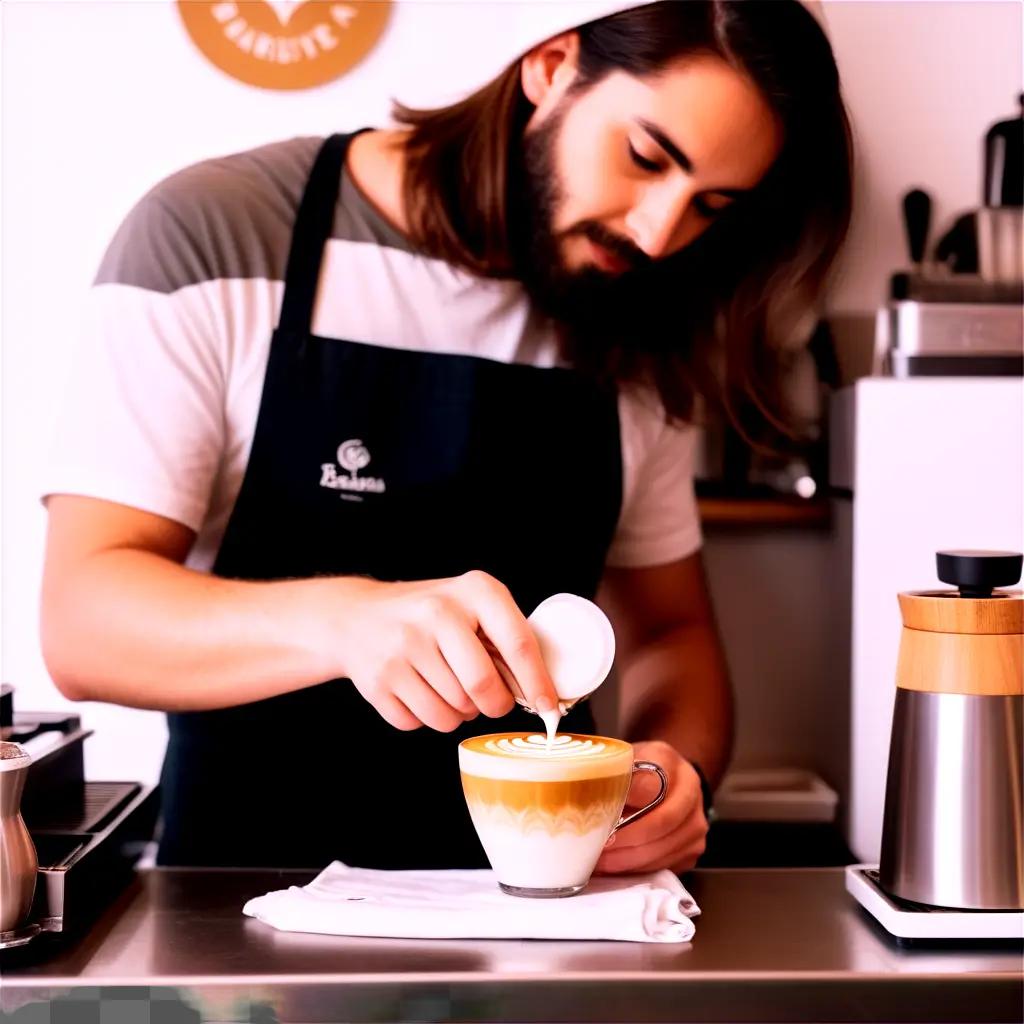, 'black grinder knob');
0,684,11,735
936,550,1023,598
902,188,932,267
